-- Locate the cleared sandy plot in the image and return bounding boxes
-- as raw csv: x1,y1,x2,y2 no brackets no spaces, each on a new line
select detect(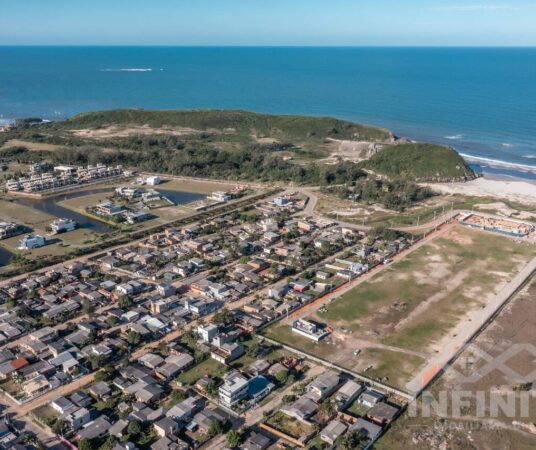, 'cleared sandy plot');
376,276,536,450
315,189,536,229
264,226,536,389
157,177,245,194
1,139,63,152
70,125,203,139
